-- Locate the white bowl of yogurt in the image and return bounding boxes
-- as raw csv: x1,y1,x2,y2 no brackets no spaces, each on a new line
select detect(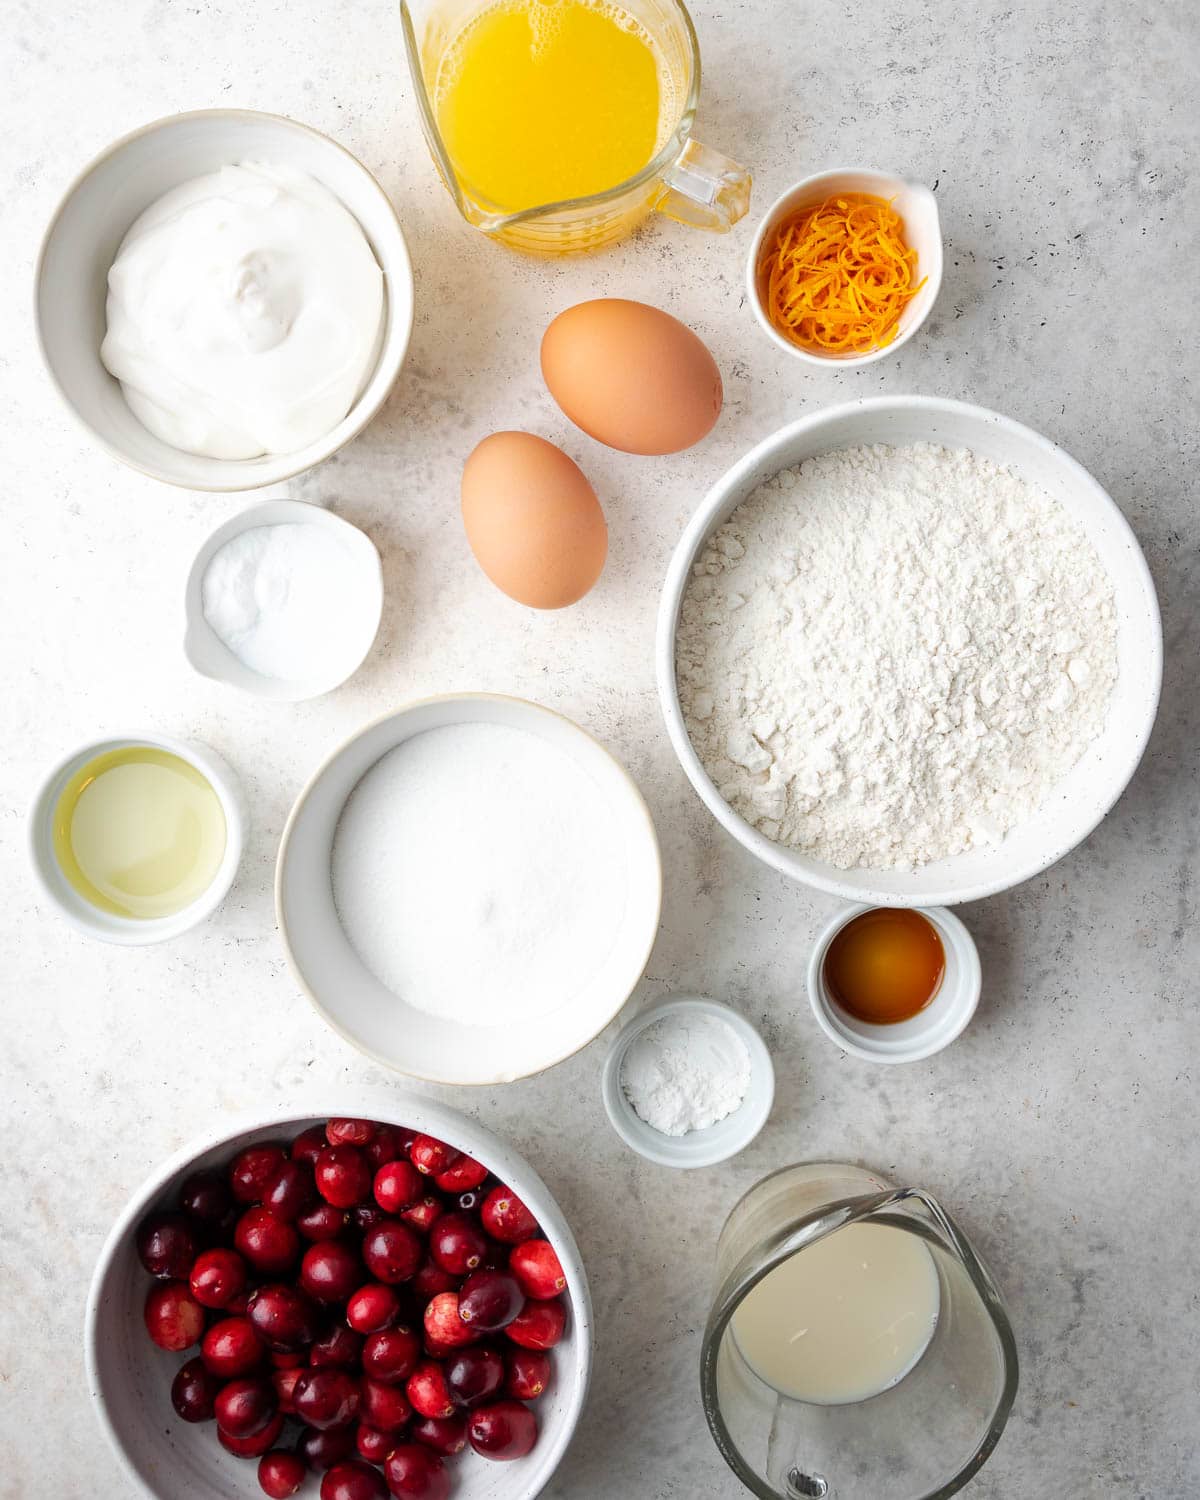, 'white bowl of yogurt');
276,694,663,1085
35,109,414,492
